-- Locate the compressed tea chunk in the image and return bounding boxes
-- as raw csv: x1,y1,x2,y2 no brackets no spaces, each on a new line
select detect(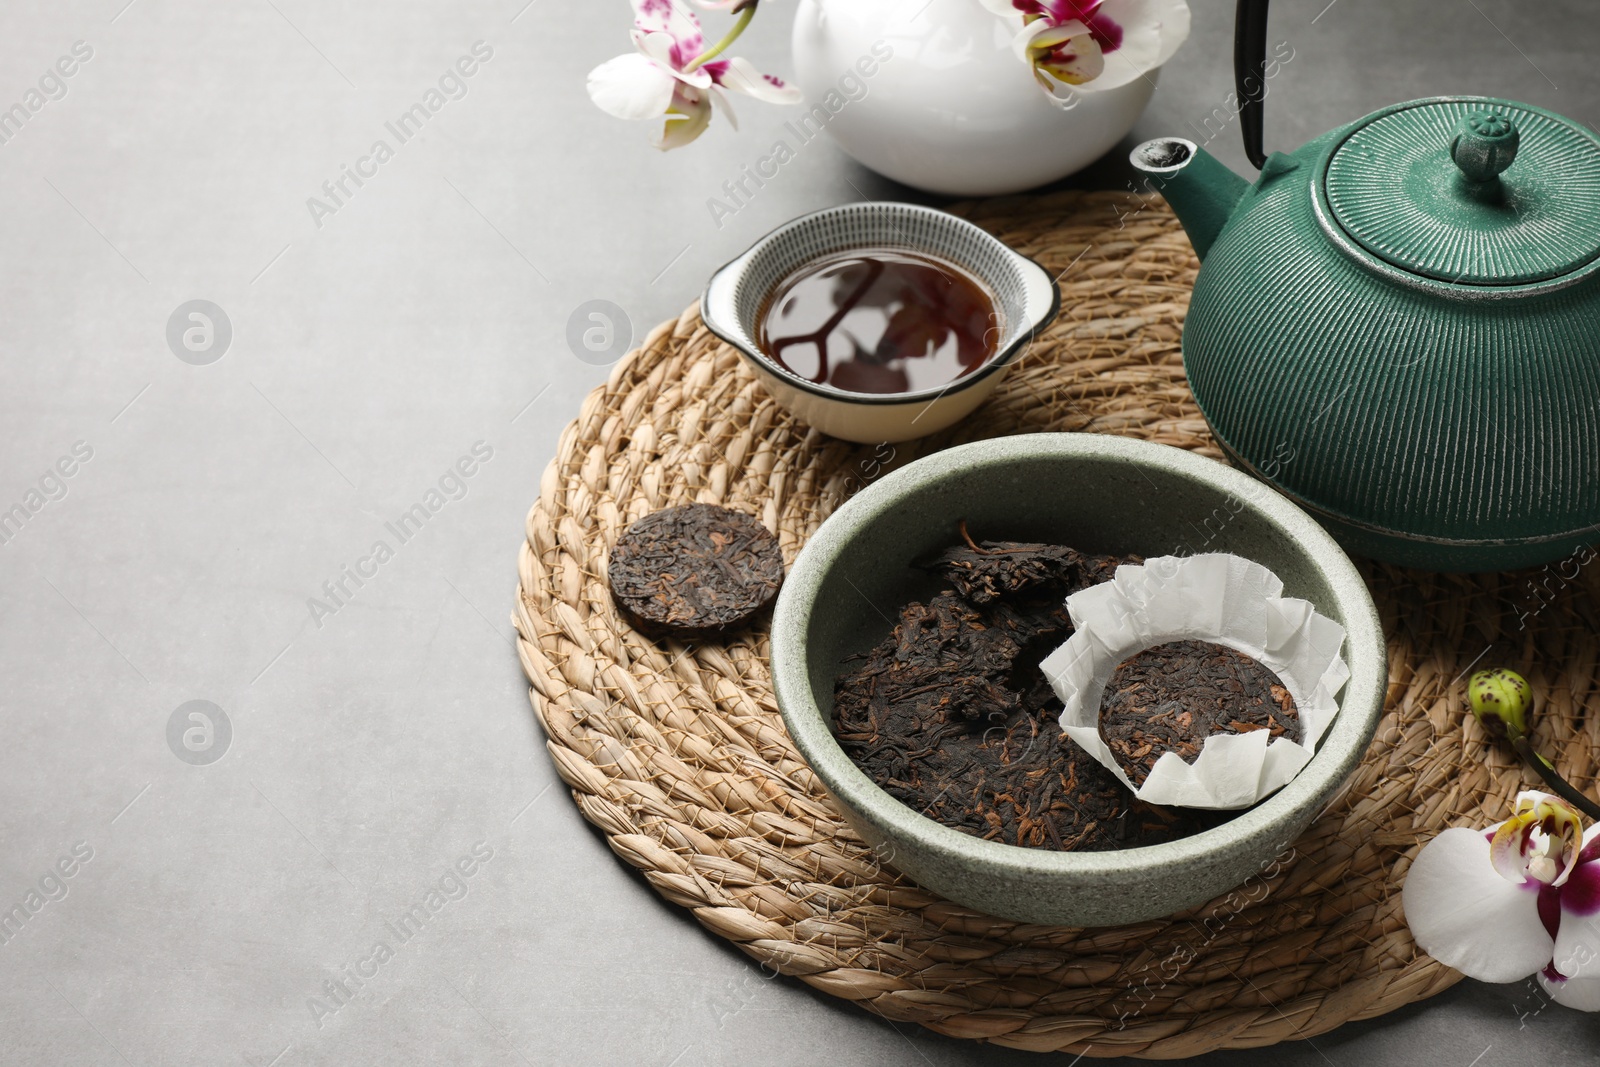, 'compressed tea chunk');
921,531,1129,605
607,504,784,639
833,530,1221,852
1098,640,1300,788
